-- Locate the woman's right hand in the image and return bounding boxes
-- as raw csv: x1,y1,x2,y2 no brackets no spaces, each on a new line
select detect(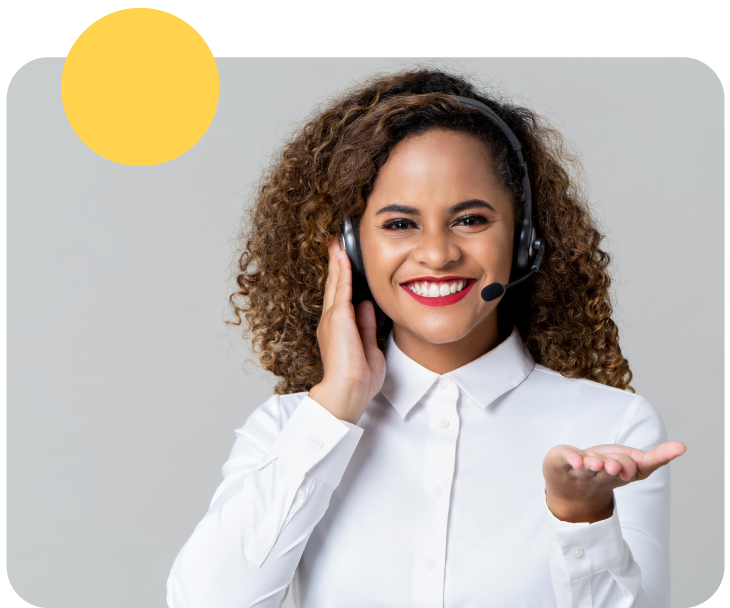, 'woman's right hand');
308,239,386,425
